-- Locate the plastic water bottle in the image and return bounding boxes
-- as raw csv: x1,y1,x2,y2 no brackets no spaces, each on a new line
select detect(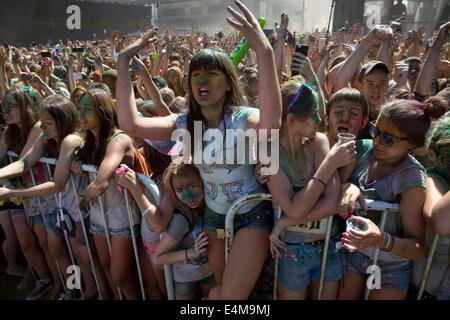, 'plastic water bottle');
229,18,266,67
